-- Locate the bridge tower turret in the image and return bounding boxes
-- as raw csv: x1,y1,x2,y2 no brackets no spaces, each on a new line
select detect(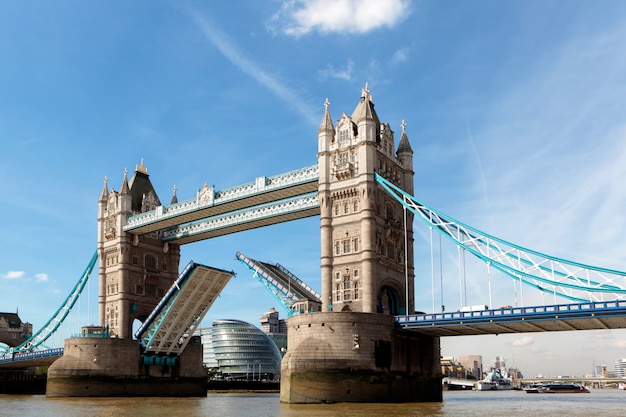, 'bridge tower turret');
96,160,181,339
317,84,415,315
